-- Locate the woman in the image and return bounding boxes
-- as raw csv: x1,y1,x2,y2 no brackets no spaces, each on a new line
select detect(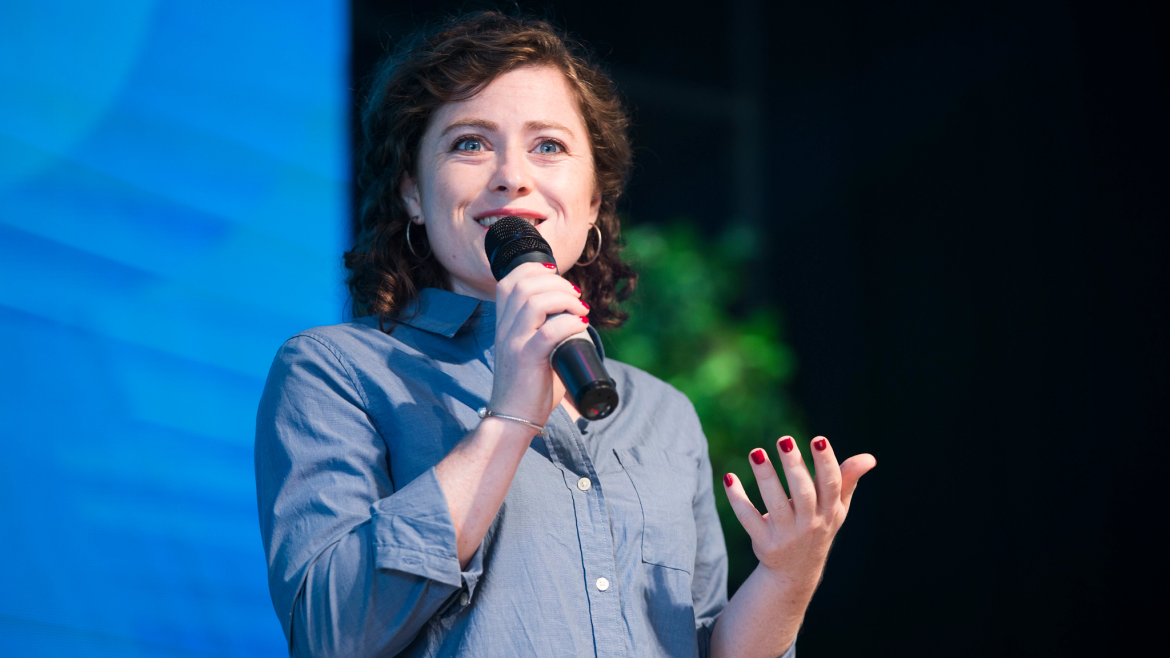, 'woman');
256,12,875,658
